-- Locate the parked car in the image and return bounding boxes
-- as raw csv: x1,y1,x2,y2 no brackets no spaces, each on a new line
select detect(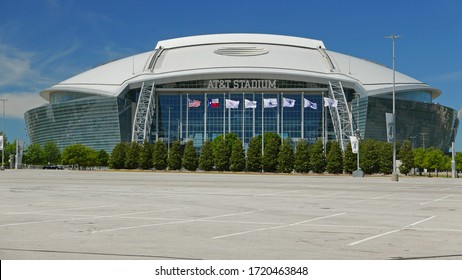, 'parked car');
42,165,64,170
